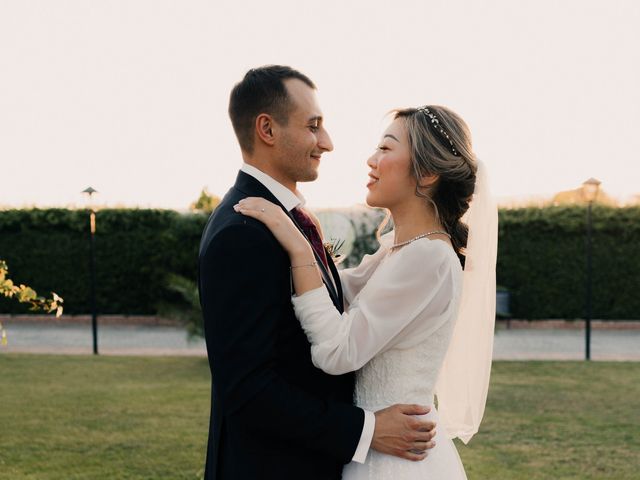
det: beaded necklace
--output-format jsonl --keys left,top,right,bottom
{"left": 390, "top": 230, "right": 451, "bottom": 250}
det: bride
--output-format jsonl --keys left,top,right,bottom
{"left": 235, "top": 105, "right": 497, "bottom": 479}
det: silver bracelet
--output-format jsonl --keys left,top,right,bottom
{"left": 290, "top": 261, "right": 317, "bottom": 269}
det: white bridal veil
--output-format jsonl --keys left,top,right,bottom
{"left": 434, "top": 159, "right": 498, "bottom": 444}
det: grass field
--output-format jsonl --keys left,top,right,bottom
{"left": 1, "top": 355, "right": 638, "bottom": 479}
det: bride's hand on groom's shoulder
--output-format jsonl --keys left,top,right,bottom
{"left": 234, "top": 197, "right": 310, "bottom": 257}
{"left": 372, "top": 404, "right": 437, "bottom": 461}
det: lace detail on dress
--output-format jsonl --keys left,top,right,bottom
{"left": 354, "top": 319, "right": 455, "bottom": 410}
{"left": 348, "top": 282, "right": 464, "bottom": 480}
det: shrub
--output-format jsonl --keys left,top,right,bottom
{"left": 1, "top": 206, "right": 638, "bottom": 319}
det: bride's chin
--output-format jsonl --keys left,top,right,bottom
{"left": 365, "top": 194, "right": 382, "bottom": 208}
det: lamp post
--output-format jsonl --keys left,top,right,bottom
{"left": 582, "top": 178, "right": 600, "bottom": 361}
{"left": 82, "top": 187, "right": 99, "bottom": 355}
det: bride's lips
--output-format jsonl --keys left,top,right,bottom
{"left": 366, "top": 173, "right": 379, "bottom": 188}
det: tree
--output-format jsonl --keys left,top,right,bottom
{"left": 190, "top": 188, "right": 221, "bottom": 214}
{"left": 0, "top": 260, "right": 63, "bottom": 345}
{"left": 552, "top": 187, "right": 618, "bottom": 207}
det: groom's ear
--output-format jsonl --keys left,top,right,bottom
{"left": 255, "top": 113, "right": 276, "bottom": 147}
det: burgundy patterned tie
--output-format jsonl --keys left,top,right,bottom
{"left": 291, "top": 207, "right": 329, "bottom": 270}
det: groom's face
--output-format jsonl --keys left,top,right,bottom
{"left": 273, "top": 79, "right": 333, "bottom": 184}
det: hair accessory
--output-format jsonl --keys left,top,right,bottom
{"left": 416, "top": 106, "right": 460, "bottom": 156}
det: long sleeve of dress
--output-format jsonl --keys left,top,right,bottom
{"left": 292, "top": 239, "right": 460, "bottom": 375}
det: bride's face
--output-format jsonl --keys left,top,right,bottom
{"left": 366, "top": 118, "right": 416, "bottom": 209}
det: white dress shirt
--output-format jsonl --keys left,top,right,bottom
{"left": 240, "top": 163, "right": 375, "bottom": 464}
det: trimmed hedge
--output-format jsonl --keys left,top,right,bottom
{"left": 496, "top": 206, "right": 640, "bottom": 320}
{"left": 0, "top": 206, "right": 638, "bottom": 318}
{"left": 0, "top": 209, "right": 207, "bottom": 314}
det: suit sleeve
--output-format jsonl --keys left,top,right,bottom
{"left": 200, "top": 221, "right": 364, "bottom": 463}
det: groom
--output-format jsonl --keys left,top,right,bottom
{"left": 198, "top": 65, "right": 436, "bottom": 480}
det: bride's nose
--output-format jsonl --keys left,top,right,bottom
{"left": 367, "top": 153, "right": 378, "bottom": 169}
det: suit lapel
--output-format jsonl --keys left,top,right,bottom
{"left": 283, "top": 209, "right": 341, "bottom": 307}
{"left": 233, "top": 171, "right": 342, "bottom": 308}
{"left": 325, "top": 254, "right": 344, "bottom": 314}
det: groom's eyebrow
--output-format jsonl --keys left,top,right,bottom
{"left": 307, "top": 115, "right": 322, "bottom": 123}
{"left": 384, "top": 134, "right": 400, "bottom": 142}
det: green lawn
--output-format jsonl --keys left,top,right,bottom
{"left": 456, "top": 362, "right": 640, "bottom": 480}
{"left": 1, "top": 355, "right": 638, "bottom": 480}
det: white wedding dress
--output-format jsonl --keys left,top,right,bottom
{"left": 292, "top": 232, "right": 468, "bottom": 479}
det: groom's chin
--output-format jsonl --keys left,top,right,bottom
{"left": 298, "top": 170, "right": 320, "bottom": 182}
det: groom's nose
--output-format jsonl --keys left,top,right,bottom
{"left": 317, "top": 127, "right": 334, "bottom": 152}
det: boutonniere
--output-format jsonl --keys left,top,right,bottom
{"left": 324, "top": 238, "right": 346, "bottom": 264}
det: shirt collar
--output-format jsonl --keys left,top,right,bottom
{"left": 240, "top": 163, "right": 305, "bottom": 211}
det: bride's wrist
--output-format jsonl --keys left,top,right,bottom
{"left": 289, "top": 245, "right": 315, "bottom": 265}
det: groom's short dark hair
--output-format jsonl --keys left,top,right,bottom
{"left": 229, "top": 65, "right": 316, "bottom": 153}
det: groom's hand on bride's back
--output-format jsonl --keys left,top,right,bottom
{"left": 371, "top": 404, "right": 436, "bottom": 461}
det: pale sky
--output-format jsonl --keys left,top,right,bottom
{"left": 1, "top": 0, "right": 639, "bottom": 210}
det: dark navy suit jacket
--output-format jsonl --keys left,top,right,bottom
{"left": 198, "top": 171, "right": 364, "bottom": 480}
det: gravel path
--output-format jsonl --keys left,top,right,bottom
{"left": 1, "top": 322, "right": 639, "bottom": 360}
